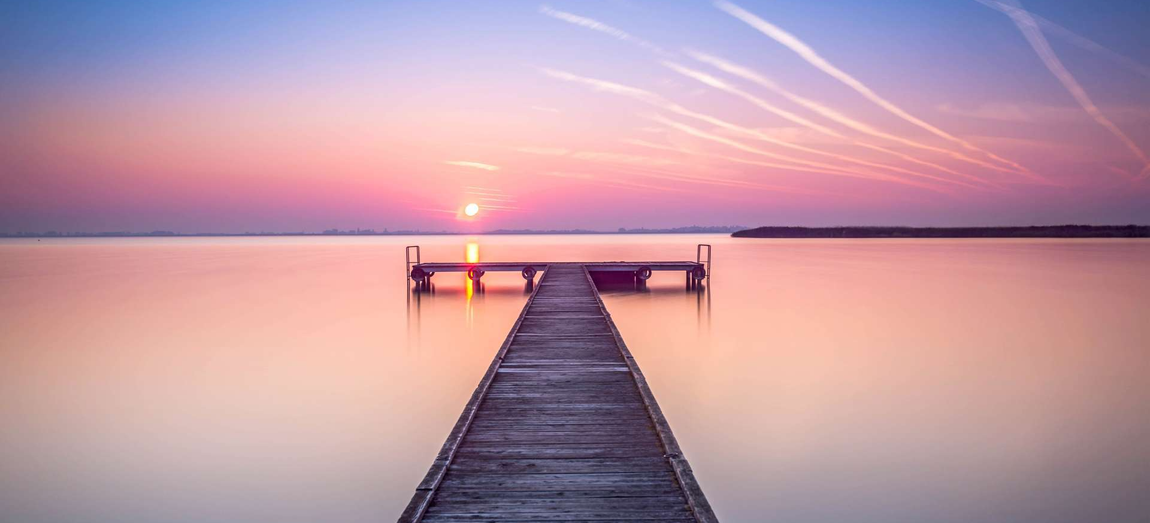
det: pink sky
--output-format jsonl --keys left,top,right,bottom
{"left": 2, "top": 1, "right": 1149, "bottom": 232}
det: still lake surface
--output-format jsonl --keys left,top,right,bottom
{"left": 1, "top": 234, "right": 1148, "bottom": 523}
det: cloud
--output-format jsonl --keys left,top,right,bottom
{"left": 541, "top": 171, "right": 689, "bottom": 193}
{"left": 619, "top": 164, "right": 821, "bottom": 195}
{"left": 530, "top": 106, "right": 562, "bottom": 113}
{"left": 975, "top": 0, "right": 1149, "bottom": 178}
{"left": 645, "top": 113, "right": 952, "bottom": 193}
{"left": 687, "top": 51, "right": 1014, "bottom": 184}
{"left": 714, "top": 1, "right": 1039, "bottom": 181}
{"left": 534, "top": 3, "right": 964, "bottom": 187}
{"left": 514, "top": 146, "right": 570, "bottom": 156}
{"left": 540, "top": 67, "right": 962, "bottom": 191}
{"left": 976, "top": 0, "right": 1150, "bottom": 81}
{"left": 664, "top": 60, "right": 993, "bottom": 189}
{"left": 621, "top": 138, "right": 686, "bottom": 153}
{"left": 663, "top": 61, "right": 842, "bottom": 138}
{"left": 445, "top": 160, "right": 500, "bottom": 171}
{"left": 539, "top": 5, "right": 668, "bottom": 56}
{"left": 570, "top": 151, "right": 681, "bottom": 166}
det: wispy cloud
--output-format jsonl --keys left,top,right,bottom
{"left": 539, "top": 5, "right": 668, "bottom": 56}
{"left": 976, "top": 0, "right": 1149, "bottom": 178}
{"left": 714, "top": 0, "right": 1038, "bottom": 180}
{"left": 542, "top": 171, "right": 690, "bottom": 194}
{"left": 540, "top": 67, "right": 956, "bottom": 191}
{"left": 462, "top": 186, "right": 520, "bottom": 210}
{"left": 663, "top": 61, "right": 841, "bottom": 138}
{"left": 688, "top": 51, "right": 1015, "bottom": 184}
{"left": 464, "top": 185, "right": 509, "bottom": 197}
{"left": 570, "top": 151, "right": 681, "bottom": 166}
{"left": 621, "top": 138, "right": 687, "bottom": 154}
{"left": 620, "top": 164, "right": 822, "bottom": 195}
{"left": 513, "top": 146, "right": 571, "bottom": 156}
{"left": 563, "top": 140, "right": 819, "bottom": 194}
{"left": 976, "top": 0, "right": 1150, "bottom": 81}
{"left": 537, "top": 1, "right": 981, "bottom": 187}
{"left": 644, "top": 113, "right": 952, "bottom": 194}
{"left": 663, "top": 60, "right": 992, "bottom": 190}
{"left": 530, "top": 105, "right": 562, "bottom": 113}
{"left": 625, "top": 136, "right": 849, "bottom": 181}
{"left": 445, "top": 160, "right": 500, "bottom": 171}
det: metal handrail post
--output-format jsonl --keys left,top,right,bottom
{"left": 696, "top": 244, "right": 712, "bottom": 277}
{"left": 405, "top": 245, "right": 421, "bottom": 281}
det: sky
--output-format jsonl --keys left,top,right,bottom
{"left": 2, "top": 0, "right": 1149, "bottom": 233}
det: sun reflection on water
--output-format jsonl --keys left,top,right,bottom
{"left": 465, "top": 241, "right": 480, "bottom": 323}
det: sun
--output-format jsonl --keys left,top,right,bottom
{"left": 464, "top": 202, "right": 480, "bottom": 217}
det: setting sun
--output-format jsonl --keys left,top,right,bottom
{"left": 464, "top": 203, "right": 479, "bottom": 217}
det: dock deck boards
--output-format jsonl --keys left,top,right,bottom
{"left": 399, "top": 263, "right": 716, "bottom": 522}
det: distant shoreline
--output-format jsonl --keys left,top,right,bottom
{"left": 731, "top": 225, "right": 1149, "bottom": 238}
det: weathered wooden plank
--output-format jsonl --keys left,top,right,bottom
{"left": 431, "top": 488, "right": 686, "bottom": 500}
{"left": 426, "top": 504, "right": 692, "bottom": 515}
{"left": 447, "top": 457, "right": 673, "bottom": 474}
{"left": 577, "top": 267, "right": 718, "bottom": 523}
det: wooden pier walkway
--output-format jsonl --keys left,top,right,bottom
{"left": 399, "top": 263, "right": 716, "bottom": 522}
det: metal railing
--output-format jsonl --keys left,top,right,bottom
{"left": 696, "top": 244, "right": 712, "bottom": 277}
{"left": 405, "top": 245, "right": 420, "bottom": 281}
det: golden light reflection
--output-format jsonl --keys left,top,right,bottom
{"left": 465, "top": 241, "right": 480, "bottom": 312}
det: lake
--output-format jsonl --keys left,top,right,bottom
{"left": 1, "top": 235, "right": 1148, "bottom": 522}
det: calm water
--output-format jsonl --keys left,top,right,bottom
{"left": 1, "top": 235, "right": 1148, "bottom": 522}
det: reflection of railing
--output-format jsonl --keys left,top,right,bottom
{"left": 696, "top": 244, "right": 712, "bottom": 277}
{"left": 405, "top": 245, "right": 420, "bottom": 282}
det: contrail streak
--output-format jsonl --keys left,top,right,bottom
{"left": 645, "top": 113, "right": 951, "bottom": 194}
{"left": 976, "top": 0, "right": 1150, "bottom": 178}
{"left": 539, "top": 5, "right": 668, "bottom": 56}
{"left": 627, "top": 136, "right": 899, "bottom": 182}
{"left": 534, "top": 3, "right": 1017, "bottom": 185}
{"left": 614, "top": 164, "right": 824, "bottom": 195}
{"left": 662, "top": 61, "right": 840, "bottom": 138}
{"left": 623, "top": 137, "right": 860, "bottom": 178}
{"left": 542, "top": 171, "right": 691, "bottom": 194}
{"left": 976, "top": 0, "right": 1150, "bottom": 81}
{"left": 688, "top": 51, "right": 1018, "bottom": 184}
{"left": 540, "top": 67, "right": 954, "bottom": 191}
{"left": 571, "top": 141, "right": 817, "bottom": 193}
{"left": 664, "top": 61, "right": 990, "bottom": 190}
{"left": 714, "top": 0, "right": 1038, "bottom": 179}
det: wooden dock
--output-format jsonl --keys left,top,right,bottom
{"left": 398, "top": 263, "right": 716, "bottom": 522}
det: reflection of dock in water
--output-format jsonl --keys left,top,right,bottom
{"left": 398, "top": 253, "right": 716, "bottom": 522}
